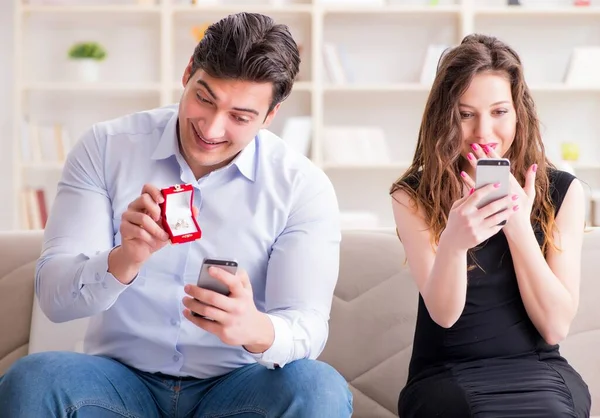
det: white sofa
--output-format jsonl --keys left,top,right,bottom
{"left": 1, "top": 229, "right": 599, "bottom": 417}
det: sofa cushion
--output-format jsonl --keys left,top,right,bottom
{"left": 319, "top": 229, "right": 418, "bottom": 417}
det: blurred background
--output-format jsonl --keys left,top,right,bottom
{"left": 1, "top": 0, "right": 599, "bottom": 232}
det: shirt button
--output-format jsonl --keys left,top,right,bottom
{"left": 95, "top": 273, "right": 101, "bottom": 282}
{"left": 173, "top": 354, "right": 180, "bottom": 362}
{"left": 71, "top": 291, "right": 78, "bottom": 298}
{"left": 102, "top": 282, "right": 108, "bottom": 289}
{"left": 170, "top": 318, "right": 178, "bottom": 326}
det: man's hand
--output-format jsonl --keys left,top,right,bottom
{"left": 109, "top": 184, "right": 197, "bottom": 285}
{"left": 182, "top": 267, "right": 275, "bottom": 353}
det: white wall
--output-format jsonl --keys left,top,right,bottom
{"left": 0, "top": 1, "right": 14, "bottom": 231}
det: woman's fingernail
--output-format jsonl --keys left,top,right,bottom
{"left": 467, "top": 153, "right": 474, "bottom": 161}
{"left": 514, "top": 205, "right": 519, "bottom": 211}
{"left": 494, "top": 183, "right": 500, "bottom": 188}
{"left": 471, "top": 144, "right": 478, "bottom": 151}
{"left": 532, "top": 164, "right": 538, "bottom": 172}
{"left": 512, "top": 194, "right": 519, "bottom": 200}
{"left": 461, "top": 171, "right": 467, "bottom": 178}
{"left": 469, "top": 188, "right": 474, "bottom": 195}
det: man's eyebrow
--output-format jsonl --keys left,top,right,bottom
{"left": 459, "top": 100, "right": 511, "bottom": 108}
{"left": 196, "top": 79, "right": 218, "bottom": 100}
{"left": 196, "top": 79, "right": 259, "bottom": 116}
{"left": 232, "top": 107, "right": 259, "bottom": 116}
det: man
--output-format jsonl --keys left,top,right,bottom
{"left": 0, "top": 12, "right": 352, "bottom": 418}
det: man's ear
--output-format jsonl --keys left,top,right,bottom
{"left": 182, "top": 57, "right": 194, "bottom": 87}
{"left": 262, "top": 102, "right": 281, "bottom": 128}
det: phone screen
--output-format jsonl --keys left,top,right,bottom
{"left": 475, "top": 158, "right": 511, "bottom": 226}
{"left": 475, "top": 158, "right": 510, "bottom": 209}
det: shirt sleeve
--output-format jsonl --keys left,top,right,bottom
{"left": 35, "top": 127, "right": 130, "bottom": 323}
{"left": 248, "top": 168, "right": 341, "bottom": 368}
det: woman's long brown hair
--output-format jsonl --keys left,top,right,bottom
{"left": 390, "top": 34, "right": 557, "bottom": 254}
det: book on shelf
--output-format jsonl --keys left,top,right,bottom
{"left": 323, "top": 43, "right": 352, "bottom": 85}
{"left": 280, "top": 116, "right": 312, "bottom": 157}
{"left": 20, "top": 187, "right": 48, "bottom": 230}
{"left": 322, "top": 125, "right": 391, "bottom": 166}
{"left": 320, "top": 0, "right": 386, "bottom": 4}
{"left": 564, "top": 46, "right": 600, "bottom": 87}
{"left": 420, "top": 44, "right": 450, "bottom": 86}
{"left": 20, "top": 119, "right": 73, "bottom": 165}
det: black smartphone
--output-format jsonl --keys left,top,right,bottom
{"left": 191, "top": 258, "right": 238, "bottom": 318}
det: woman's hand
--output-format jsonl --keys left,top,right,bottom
{"left": 463, "top": 143, "right": 537, "bottom": 236}
{"left": 444, "top": 182, "right": 519, "bottom": 251}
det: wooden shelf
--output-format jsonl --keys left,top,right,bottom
{"left": 21, "top": 4, "right": 161, "bottom": 14}
{"left": 322, "top": 163, "right": 411, "bottom": 171}
{"left": 474, "top": 6, "right": 600, "bottom": 17}
{"left": 322, "top": 4, "right": 460, "bottom": 15}
{"left": 20, "top": 162, "right": 63, "bottom": 171}
{"left": 529, "top": 84, "right": 600, "bottom": 93}
{"left": 324, "top": 83, "right": 430, "bottom": 93}
{"left": 23, "top": 82, "right": 162, "bottom": 93}
{"left": 172, "top": 3, "right": 313, "bottom": 14}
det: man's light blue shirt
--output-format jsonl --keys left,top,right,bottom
{"left": 35, "top": 104, "right": 341, "bottom": 379}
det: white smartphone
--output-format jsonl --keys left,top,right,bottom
{"left": 475, "top": 158, "right": 511, "bottom": 225}
{"left": 191, "top": 258, "right": 238, "bottom": 318}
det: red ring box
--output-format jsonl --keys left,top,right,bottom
{"left": 159, "top": 184, "right": 201, "bottom": 244}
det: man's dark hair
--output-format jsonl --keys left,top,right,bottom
{"left": 191, "top": 12, "right": 301, "bottom": 114}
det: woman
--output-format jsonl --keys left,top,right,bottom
{"left": 390, "top": 34, "right": 591, "bottom": 417}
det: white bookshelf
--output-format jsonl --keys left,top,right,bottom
{"left": 12, "top": 0, "right": 600, "bottom": 230}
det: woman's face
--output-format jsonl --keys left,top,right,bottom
{"left": 459, "top": 72, "right": 517, "bottom": 163}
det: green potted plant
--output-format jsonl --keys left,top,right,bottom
{"left": 67, "top": 41, "right": 107, "bottom": 82}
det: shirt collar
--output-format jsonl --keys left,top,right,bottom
{"left": 232, "top": 137, "right": 257, "bottom": 182}
{"left": 151, "top": 109, "right": 257, "bottom": 182}
{"left": 151, "top": 109, "right": 179, "bottom": 161}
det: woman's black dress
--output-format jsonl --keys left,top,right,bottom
{"left": 398, "top": 169, "right": 591, "bottom": 418}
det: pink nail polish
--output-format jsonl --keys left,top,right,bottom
{"left": 514, "top": 205, "right": 519, "bottom": 211}
{"left": 512, "top": 194, "right": 518, "bottom": 200}
{"left": 494, "top": 183, "right": 500, "bottom": 188}
{"left": 471, "top": 144, "right": 478, "bottom": 151}
{"left": 460, "top": 171, "right": 466, "bottom": 178}
{"left": 532, "top": 164, "right": 538, "bottom": 172}
{"left": 469, "top": 188, "right": 474, "bottom": 195}
{"left": 467, "top": 153, "right": 474, "bottom": 161}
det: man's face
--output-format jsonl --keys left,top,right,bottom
{"left": 178, "top": 62, "right": 280, "bottom": 179}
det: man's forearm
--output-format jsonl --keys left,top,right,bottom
{"left": 36, "top": 249, "right": 130, "bottom": 323}
{"left": 107, "top": 246, "right": 142, "bottom": 285}
{"left": 243, "top": 312, "right": 275, "bottom": 354}
{"left": 247, "top": 309, "right": 328, "bottom": 368}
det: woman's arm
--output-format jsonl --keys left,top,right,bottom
{"left": 392, "top": 190, "right": 469, "bottom": 328}
{"left": 504, "top": 179, "right": 585, "bottom": 345}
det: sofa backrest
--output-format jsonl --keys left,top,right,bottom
{"left": 0, "top": 231, "right": 40, "bottom": 374}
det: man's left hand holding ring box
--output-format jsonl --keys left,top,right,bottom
{"left": 159, "top": 183, "right": 202, "bottom": 244}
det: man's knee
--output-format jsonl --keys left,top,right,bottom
{"left": 2, "top": 351, "right": 94, "bottom": 394}
{"left": 3, "top": 352, "right": 65, "bottom": 388}
{"left": 279, "top": 359, "right": 353, "bottom": 417}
